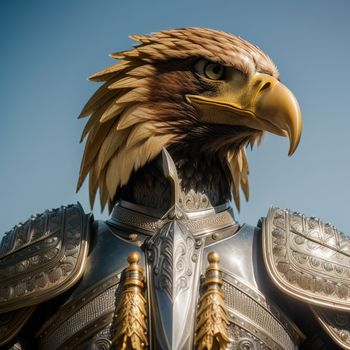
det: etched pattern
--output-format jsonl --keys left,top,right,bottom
{"left": 222, "top": 272, "right": 300, "bottom": 350}
{"left": 227, "top": 325, "right": 270, "bottom": 350}
{"left": 75, "top": 325, "right": 112, "bottom": 350}
{"left": 146, "top": 220, "right": 204, "bottom": 348}
{"left": 147, "top": 221, "right": 200, "bottom": 301}
{"left": 38, "top": 273, "right": 121, "bottom": 350}
{"left": 42, "top": 286, "right": 116, "bottom": 347}
{"left": 264, "top": 208, "right": 350, "bottom": 309}
{"left": 0, "top": 210, "right": 52, "bottom": 258}
{"left": 184, "top": 210, "right": 235, "bottom": 234}
{"left": 110, "top": 203, "right": 236, "bottom": 236}
{"left": 312, "top": 307, "right": 350, "bottom": 349}
{"left": 111, "top": 205, "right": 161, "bottom": 232}
{"left": 0, "top": 204, "right": 90, "bottom": 313}
{"left": 179, "top": 189, "right": 211, "bottom": 211}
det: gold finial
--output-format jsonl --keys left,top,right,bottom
{"left": 207, "top": 251, "right": 220, "bottom": 264}
{"left": 112, "top": 252, "right": 148, "bottom": 350}
{"left": 127, "top": 251, "right": 141, "bottom": 264}
{"left": 194, "top": 251, "right": 229, "bottom": 350}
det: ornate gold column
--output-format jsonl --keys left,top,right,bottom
{"left": 195, "top": 251, "right": 229, "bottom": 350}
{"left": 112, "top": 252, "right": 148, "bottom": 350}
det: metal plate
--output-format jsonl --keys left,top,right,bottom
{"left": 0, "top": 203, "right": 91, "bottom": 313}
{"left": 263, "top": 207, "right": 350, "bottom": 311}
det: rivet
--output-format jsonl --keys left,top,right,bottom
{"left": 129, "top": 233, "right": 138, "bottom": 241}
{"left": 167, "top": 209, "right": 175, "bottom": 219}
{"left": 195, "top": 239, "right": 202, "bottom": 248}
{"left": 212, "top": 233, "right": 219, "bottom": 240}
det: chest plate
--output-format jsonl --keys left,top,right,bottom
{"left": 37, "top": 203, "right": 302, "bottom": 349}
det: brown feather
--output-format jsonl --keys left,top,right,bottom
{"left": 116, "top": 104, "right": 146, "bottom": 130}
{"left": 99, "top": 102, "right": 126, "bottom": 123}
{"left": 77, "top": 120, "right": 114, "bottom": 191}
{"left": 89, "top": 60, "right": 138, "bottom": 82}
{"left": 78, "top": 27, "right": 278, "bottom": 211}
{"left": 96, "top": 127, "right": 129, "bottom": 176}
{"left": 80, "top": 98, "right": 115, "bottom": 141}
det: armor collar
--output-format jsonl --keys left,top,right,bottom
{"left": 108, "top": 149, "right": 239, "bottom": 241}
{"left": 108, "top": 199, "right": 239, "bottom": 239}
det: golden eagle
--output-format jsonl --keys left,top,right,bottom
{"left": 77, "top": 27, "right": 301, "bottom": 212}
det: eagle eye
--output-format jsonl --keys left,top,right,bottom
{"left": 195, "top": 59, "right": 225, "bottom": 80}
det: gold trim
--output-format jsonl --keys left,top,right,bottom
{"left": 195, "top": 252, "right": 229, "bottom": 350}
{"left": 112, "top": 252, "right": 148, "bottom": 350}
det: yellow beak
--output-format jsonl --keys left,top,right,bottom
{"left": 186, "top": 73, "right": 302, "bottom": 156}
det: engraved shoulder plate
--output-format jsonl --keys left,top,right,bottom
{"left": 0, "top": 203, "right": 91, "bottom": 313}
{"left": 262, "top": 207, "right": 350, "bottom": 311}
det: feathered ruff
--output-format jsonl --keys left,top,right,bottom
{"left": 78, "top": 28, "right": 278, "bottom": 211}
{"left": 77, "top": 57, "right": 175, "bottom": 210}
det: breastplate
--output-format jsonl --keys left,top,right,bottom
{"left": 37, "top": 200, "right": 303, "bottom": 350}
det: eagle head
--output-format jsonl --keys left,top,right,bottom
{"left": 77, "top": 28, "right": 302, "bottom": 212}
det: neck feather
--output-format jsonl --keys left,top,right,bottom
{"left": 116, "top": 149, "right": 232, "bottom": 214}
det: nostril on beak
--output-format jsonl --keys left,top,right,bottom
{"left": 260, "top": 82, "right": 271, "bottom": 92}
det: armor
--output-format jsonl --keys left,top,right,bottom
{"left": 1, "top": 151, "right": 348, "bottom": 350}
{"left": 0, "top": 27, "right": 345, "bottom": 350}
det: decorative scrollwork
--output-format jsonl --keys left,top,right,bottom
{"left": 91, "top": 338, "right": 112, "bottom": 350}
{"left": 237, "top": 339, "right": 255, "bottom": 350}
{"left": 147, "top": 221, "right": 200, "bottom": 301}
{"left": 263, "top": 207, "right": 350, "bottom": 310}
{"left": 0, "top": 204, "right": 91, "bottom": 313}
{"left": 311, "top": 306, "right": 350, "bottom": 349}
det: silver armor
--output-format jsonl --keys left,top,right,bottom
{"left": 1, "top": 151, "right": 349, "bottom": 349}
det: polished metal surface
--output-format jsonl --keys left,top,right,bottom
{"left": 222, "top": 271, "right": 302, "bottom": 349}
{"left": 37, "top": 221, "right": 145, "bottom": 349}
{"left": 108, "top": 200, "right": 238, "bottom": 238}
{"left": 68, "top": 220, "right": 144, "bottom": 297}
{"left": 203, "top": 225, "right": 303, "bottom": 350}
{"left": 108, "top": 149, "right": 239, "bottom": 241}
{"left": 0, "top": 203, "right": 91, "bottom": 313}
{"left": 145, "top": 219, "right": 204, "bottom": 350}
{"left": 206, "top": 224, "right": 259, "bottom": 290}
{"left": 37, "top": 272, "right": 121, "bottom": 350}
{"left": 2, "top": 191, "right": 348, "bottom": 348}
{"left": 263, "top": 207, "right": 350, "bottom": 310}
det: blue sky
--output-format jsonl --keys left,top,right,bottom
{"left": 1, "top": 0, "right": 350, "bottom": 235}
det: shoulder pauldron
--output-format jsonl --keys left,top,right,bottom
{"left": 262, "top": 207, "right": 350, "bottom": 311}
{"left": 0, "top": 203, "right": 91, "bottom": 313}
